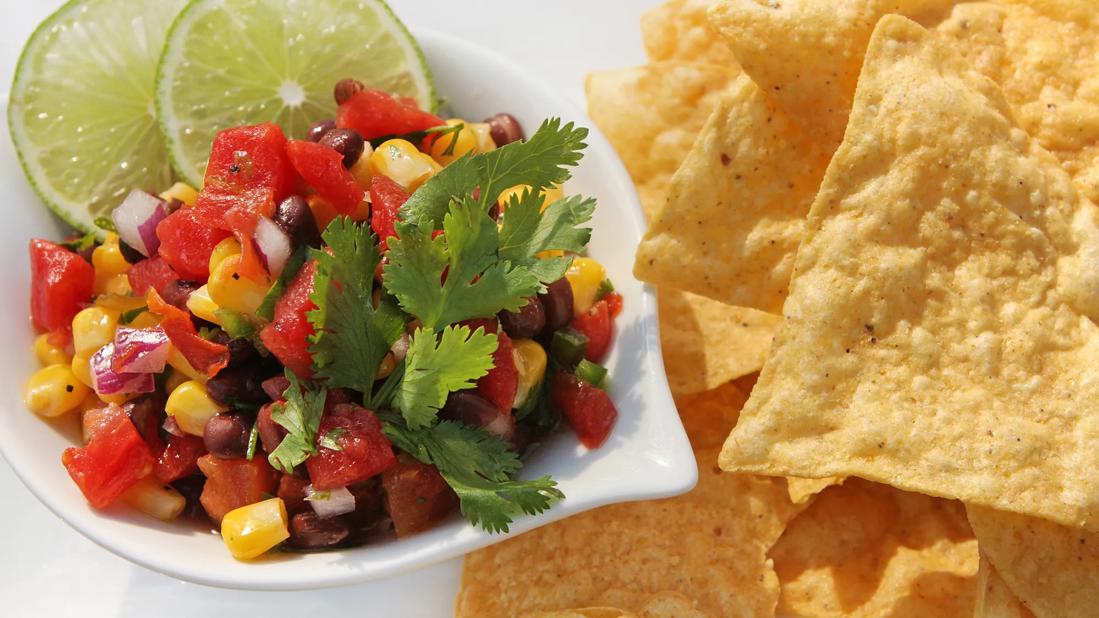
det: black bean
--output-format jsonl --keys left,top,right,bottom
{"left": 118, "top": 241, "right": 145, "bottom": 264}
{"left": 484, "top": 113, "right": 524, "bottom": 146}
{"left": 124, "top": 394, "right": 166, "bottom": 444}
{"left": 225, "top": 338, "right": 260, "bottom": 368}
{"left": 160, "top": 279, "right": 201, "bottom": 310}
{"left": 538, "top": 277, "right": 574, "bottom": 333}
{"left": 289, "top": 511, "right": 350, "bottom": 549}
{"left": 205, "top": 367, "right": 269, "bottom": 406}
{"left": 499, "top": 297, "right": 546, "bottom": 339}
{"left": 441, "top": 392, "right": 515, "bottom": 440}
{"left": 274, "top": 195, "right": 322, "bottom": 248}
{"left": 333, "top": 78, "right": 365, "bottom": 105}
{"left": 203, "top": 413, "right": 250, "bottom": 459}
{"left": 257, "top": 403, "right": 287, "bottom": 455}
{"left": 319, "top": 128, "right": 365, "bottom": 168}
{"left": 307, "top": 119, "right": 336, "bottom": 143}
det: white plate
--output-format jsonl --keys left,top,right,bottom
{"left": 0, "top": 12, "right": 692, "bottom": 593}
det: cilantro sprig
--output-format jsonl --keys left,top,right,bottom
{"left": 394, "top": 325, "right": 498, "bottom": 429}
{"left": 498, "top": 191, "right": 595, "bottom": 285}
{"left": 268, "top": 372, "right": 326, "bottom": 474}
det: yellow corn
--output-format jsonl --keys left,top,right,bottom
{"left": 186, "top": 285, "right": 221, "bottom": 325}
{"left": 121, "top": 478, "right": 186, "bottom": 521}
{"left": 565, "top": 257, "right": 607, "bottom": 316}
{"left": 101, "top": 273, "right": 132, "bottom": 297}
{"left": 24, "top": 364, "right": 91, "bottom": 418}
{"left": 159, "top": 182, "right": 199, "bottom": 207}
{"left": 128, "top": 311, "right": 161, "bottom": 329}
{"left": 307, "top": 195, "right": 339, "bottom": 232}
{"left": 167, "top": 347, "right": 207, "bottom": 384}
{"left": 165, "top": 379, "right": 227, "bottom": 436}
{"left": 94, "top": 293, "right": 145, "bottom": 313}
{"left": 349, "top": 142, "right": 375, "bottom": 187}
{"left": 72, "top": 306, "right": 119, "bottom": 358}
{"left": 512, "top": 339, "right": 548, "bottom": 409}
{"left": 220, "top": 498, "right": 290, "bottom": 560}
{"left": 92, "top": 234, "right": 131, "bottom": 279}
{"left": 208, "top": 237, "right": 242, "bottom": 275}
{"left": 428, "top": 119, "right": 479, "bottom": 165}
{"left": 497, "top": 183, "right": 565, "bottom": 212}
{"left": 34, "top": 333, "right": 71, "bottom": 366}
{"left": 368, "top": 139, "right": 441, "bottom": 192}
{"left": 71, "top": 354, "right": 93, "bottom": 388}
{"left": 470, "top": 122, "right": 497, "bottom": 153}
{"left": 207, "top": 254, "right": 272, "bottom": 316}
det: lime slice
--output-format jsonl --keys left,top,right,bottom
{"left": 8, "top": 0, "right": 186, "bottom": 234}
{"left": 156, "top": 0, "right": 435, "bottom": 187}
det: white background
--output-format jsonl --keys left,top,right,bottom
{"left": 0, "top": 0, "right": 664, "bottom": 615}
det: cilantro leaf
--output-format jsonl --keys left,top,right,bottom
{"left": 214, "top": 308, "right": 257, "bottom": 340}
{"left": 62, "top": 232, "right": 98, "bottom": 253}
{"left": 499, "top": 190, "right": 595, "bottom": 285}
{"left": 393, "top": 325, "right": 498, "bottom": 429}
{"left": 318, "top": 427, "right": 346, "bottom": 451}
{"left": 268, "top": 372, "right": 326, "bottom": 474}
{"left": 400, "top": 118, "right": 589, "bottom": 226}
{"left": 384, "top": 200, "right": 540, "bottom": 330}
{"left": 381, "top": 417, "right": 564, "bottom": 533}
{"left": 256, "top": 245, "right": 309, "bottom": 321}
{"left": 308, "top": 218, "right": 405, "bottom": 396}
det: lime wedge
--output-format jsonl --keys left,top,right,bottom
{"left": 8, "top": 0, "right": 186, "bottom": 235}
{"left": 156, "top": 0, "right": 435, "bottom": 187}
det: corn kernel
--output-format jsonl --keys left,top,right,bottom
{"left": 167, "top": 347, "right": 207, "bottom": 384}
{"left": 208, "top": 237, "right": 242, "bottom": 275}
{"left": 128, "top": 311, "right": 161, "bottom": 329}
{"left": 72, "top": 306, "right": 119, "bottom": 358}
{"left": 186, "top": 285, "right": 221, "bottom": 325}
{"left": 307, "top": 195, "right": 340, "bottom": 232}
{"left": 512, "top": 339, "right": 548, "bottom": 409}
{"left": 220, "top": 498, "right": 290, "bottom": 560}
{"left": 92, "top": 234, "right": 131, "bottom": 279}
{"left": 565, "top": 257, "right": 607, "bottom": 315}
{"left": 102, "top": 273, "right": 132, "bottom": 296}
{"left": 34, "top": 333, "right": 71, "bottom": 366}
{"left": 368, "top": 139, "right": 441, "bottom": 192}
{"left": 121, "top": 478, "right": 186, "bottom": 521}
{"left": 94, "top": 293, "right": 145, "bottom": 313}
{"left": 207, "top": 255, "right": 272, "bottom": 316}
{"left": 166, "top": 380, "right": 227, "bottom": 436}
{"left": 497, "top": 183, "right": 565, "bottom": 213}
{"left": 24, "top": 364, "right": 91, "bottom": 418}
{"left": 470, "top": 122, "right": 496, "bottom": 153}
{"left": 350, "top": 142, "right": 375, "bottom": 187}
{"left": 71, "top": 354, "right": 93, "bottom": 388}
{"left": 159, "top": 182, "right": 199, "bottom": 206}
{"left": 428, "top": 119, "right": 479, "bottom": 166}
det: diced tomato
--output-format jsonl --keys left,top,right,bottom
{"left": 551, "top": 372, "right": 618, "bottom": 449}
{"left": 277, "top": 474, "right": 311, "bottom": 516}
{"left": 147, "top": 289, "right": 230, "bottom": 377}
{"left": 203, "top": 123, "right": 297, "bottom": 202}
{"left": 603, "top": 292, "right": 623, "bottom": 318}
{"left": 62, "top": 406, "right": 155, "bottom": 508}
{"left": 126, "top": 256, "right": 179, "bottom": 295}
{"left": 154, "top": 433, "right": 207, "bottom": 484}
{"left": 458, "top": 316, "right": 499, "bottom": 335}
{"left": 285, "top": 140, "right": 364, "bottom": 214}
{"left": 29, "top": 239, "right": 94, "bottom": 335}
{"left": 259, "top": 259, "right": 317, "bottom": 378}
{"left": 476, "top": 330, "right": 518, "bottom": 412}
{"left": 155, "top": 208, "right": 232, "bottom": 280}
{"left": 570, "top": 299, "right": 613, "bottom": 363}
{"left": 197, "top": 454, "right": 278, "bottom": 524}
{"left": 336, "top": 89, "right": 444, "bottom": 140}
{"left": 306, "top": 403, "right": 396, "bottom": 490}
{"left": 381, "top": 461, "right": 458, "bottom": 538}
{"left": 370, "top": 175, "right": 410, "bottom": 250}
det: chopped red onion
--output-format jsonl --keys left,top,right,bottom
{"left": 112, "top": 326, "right": 170, "bottom": 374}
{"left": 163, "top": 416, "right": 185, "bottom": 438}
{"left": 112, "top": 189, "right": 168, "bottom": 257}
{"left": 90, "top": 343, "right": 155, "bottom": 395}
{"left": 304, "top": 485, "right": 356, "bottom": 519}
{"left": 254, "top": 216, "right": 292, "bottom": 277}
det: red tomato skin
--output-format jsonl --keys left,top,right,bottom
{"left": 382, "top": 461, "right": 458, "bottom": 538}
{"left": 197, "top": 454, "right": 278, "bottom": 524}
{"left": 29, "top": 239, "right": 94, "bottom": 334}
{"left": 476, "top": 330, "right": 518, "bottom": 412}
{"left": 551, "top": 372, "right": 618, "bottom": 449}
{"left": 369, "top": 175, "right": 410, "bottom": 250}
{"left": 285, "top": 140, "right": 365, "bottom": 214}
{"left": 62, "top": 411, "right": 155, "bottom": 508}
{"left": 126, "top": 256, "right": 179, "bottom": 296}
{"left": 155, "top": 208, "right": 232, "bottom": 280}
{"left": 604, "top": 292, "right": 623, "bottom": 318}
{"left": 306, "top": 404, "right": 397, "bottom": 490}
{"left": 570, "top": 299, "right": 613, "bottom": 363}
{"left": 259, "top": 259, "right": 318, "bottom": 379}
{"left": 147, "top": 289, "right": 230, "bottom": 377}
{"left": 154, "top": 434, "right": 207, "bottom": 484}
{"left": 203, "top": 123, "right": 297, "bottom": 202}
{"left": 336, "top": 89, "right": 444, "bottom": 140}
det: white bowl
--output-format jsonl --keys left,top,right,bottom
{"left": 0, "top": 28, "right": 696, "bottom": 590}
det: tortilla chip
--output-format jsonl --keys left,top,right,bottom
{"left": 660, "top": 289, "right": 779, "bottom": 396}
{"left": 786, "top": 476, "right": 842, "bottom": 505}
{"left": 967, "top": 505, "right": 1099, "bottom": 617}
{"left": 455, "top": 445, "right": 802, "bottom": 618}
{"left": 770, "top": 479, "right": 979, "bottom": 617}
{"left": 974, "top": 554, "right": 1035, "bottom": 618}
{"left": 634, "top": 74, "right": 831, "bottom": 313}
{"left": 523, "top": 610, "right": 634, "bottom": 618}
{"left": 525, "top": 593, "right": 706, "bottom": 618}
{"left": 675, "top": 379, "right": 748, "bottom": 449}
{"left": 641, "top": 0, "right": 740, "bottom": 66}
{"left": 720, "top": 16, "right": 1099, "bottom": 527}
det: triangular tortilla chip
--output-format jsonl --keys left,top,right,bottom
{"left": 771, "top": 480, "right": 978, "bottom": 617}
{"left": 967, "top": 506, "right": 1098, "bottom": 617}
{"left": 974, "top": 556, "right": 1034, "bottom": 618}
{"left": 641, "top": 0, "right": 740, "bottom": 66}
{"left": 721, "top": 16, "right": 1099, "bottom": 528}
